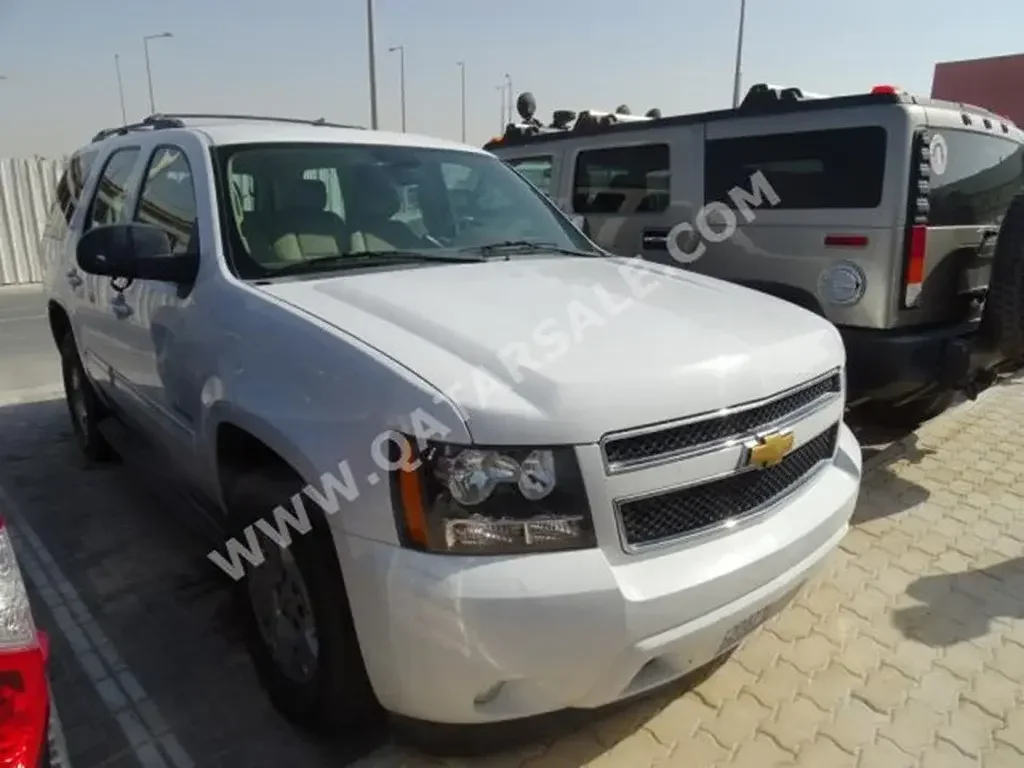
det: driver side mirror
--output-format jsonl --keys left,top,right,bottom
{"left": 77, "top": 223, "right": 198, "bottom": 284}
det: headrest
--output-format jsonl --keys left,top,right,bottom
{"left": 278, "top": 179, "right": 327, "bottom": 210}
{"left": 350, "top": 164, "right": 401, "bottom": 218}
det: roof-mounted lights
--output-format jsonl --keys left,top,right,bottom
{"left": 485, "top": 92, "right": 663, "bottom": 146}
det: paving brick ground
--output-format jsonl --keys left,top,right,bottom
{"left": 3, "top": 378, "right": 1024, "bottom": 767}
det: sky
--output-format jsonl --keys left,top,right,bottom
{"left": 2, "top": 0, "right": 1024, "bottom": 158}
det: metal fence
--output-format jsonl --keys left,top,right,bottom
{"left": 0, "top": 157, "right": 64, "bottom": 286}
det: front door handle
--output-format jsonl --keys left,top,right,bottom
{"left": 642, "top": 228, "right": 672, "bottom": 251}
{"left": 66, "top": 269, "right": 83, "bottom": 289}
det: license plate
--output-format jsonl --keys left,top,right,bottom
{"left": 716, "top": 591, "right": 794, "bottom": 654}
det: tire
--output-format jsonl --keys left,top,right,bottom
{"left": 861, "top": 390, "right": 955, "bottom": 430}
{"left": 226, "top": 470, "right": 381, "bottom": 731}
{"left": 979, "top": 191, "right": 1024, "bottom": 362}
{"left": 59, "top": 335, "right": 115, "bottom": 461}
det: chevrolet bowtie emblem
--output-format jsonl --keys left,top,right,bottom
{"left": 745, "top": 431, "right": 795, "bottom": 469}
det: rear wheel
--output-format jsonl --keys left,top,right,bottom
{"left": 226, "top": 470, "right": 381, "bottom": 731}
{"left": 980, "top": 191, "right": 1024, "bottom": 362}
{"left": 59, "top": 335, "right": 114, "bottom": 461}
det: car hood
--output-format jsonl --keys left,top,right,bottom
{"left": 256, "top": 256, "right": 845, "bottom": 445}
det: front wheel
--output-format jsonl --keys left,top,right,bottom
{"left": 227, "top": 471, "right": 381, "bottom": 731}
{"left": 59, "top": 335, "right": 114, "bottom": 461}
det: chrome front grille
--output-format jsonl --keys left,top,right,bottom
{"left": 602, "top": 370, "right": 842, "bottom": 472}
{"left": 616, "top": 424, "right": 839, "bottom": 549}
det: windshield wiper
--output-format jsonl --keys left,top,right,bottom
{"left": 265, "top": 250, "right": 485, "bottom": 278}
{"left": 461, "top": 241, "right": 601, "bottom": 259}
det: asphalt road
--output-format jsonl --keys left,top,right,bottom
{"left": 0, "top": 284, "right": 61, "bottom": 398}
{"left": 0, "top": 284, "right": 397, "bottom": 767}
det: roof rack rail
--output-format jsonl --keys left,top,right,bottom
{"left": 90, "top": 112, "right": 364, "bottom": 143}
{"left": 145, "top": 113, "right": 365, "bottom": 130}
{"left": 90, "top": 116, "right": 185, "bottom": 143}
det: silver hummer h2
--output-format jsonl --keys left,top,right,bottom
{"left": 487, "top": 84, "right": 1024, "bottom": 425}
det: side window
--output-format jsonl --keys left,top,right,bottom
{"left": 42, "top": 200, "right": 65, "bottom": 241}
{"left": 927, "top": 130, "right": 1024, "bottom": 227}
{"left": 301, "top": 167, "right": 345, "bottom": 217}
{"left": 507, "top": 156, "right": 553, "bottom": 196}
{"left": 53, "top": 149, "right": 98, "bottom": 227}
{"left": 86, "top": 148, "right": 140, "bottom": 230}
{"left": 572, "top": 144, "right": 670, "bottom": 214}
{"left": 231, "top": 172, "right": 256, "bottom": 212}
{"left": 134, "top": 147, "right": 199, "bottom": 254}
{"left": 440, "top": 162, "right": 513, "bottom": 217}
{"left": 704, "top": 127, "right": 887, "bottom": 210}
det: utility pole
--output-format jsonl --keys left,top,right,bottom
{"left": 114, "top": 54, "right": 127, "bottom": 124}
{"left": 388, "top": 45, "right": 406, "bottom": 131}
{"left": 366, "top": 0, "right": 379, "bottom": 129}
{"left": 504, "top": 73, "right": 513, "bottom": 122}
{"left": 143, "top": 32, "right": 173, "bottom": 114}
{"left": 457, "top": 61, "right": 466, "bottom": 142}
{"left": 496, "top": 84, "right": 506, "bottom": 130}
{"left": 731, "top": 0, "right": 747, "bottom": 108}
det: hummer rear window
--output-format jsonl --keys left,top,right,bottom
{"left": 704, "top": 127, "right": 888, "bottom": 210}
{"left": 926, "top": 129, "right": 1024, "bottom": 227}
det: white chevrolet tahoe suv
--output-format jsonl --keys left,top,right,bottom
{"left": 40, "top": 114, "right": 862, "bottom": 733}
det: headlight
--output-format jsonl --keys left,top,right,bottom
{"left": 390, "top": 439, "right": 595, "bottom": 554}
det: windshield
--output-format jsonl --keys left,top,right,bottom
{"left": 214, "top": 142, "right": 599, "bottom": 279}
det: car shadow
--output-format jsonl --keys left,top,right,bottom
{"left": 0, "top": 395, "right": 721, "bottom": 765}
{"left": 892, "top": 556, "right": 1024, "bottom": 647}
{"left": 849, "top": 432, "right": 933, "bottom": 526}
{"left": 391, "top": 657, "right": 724, "bottom": 760}
{"left": 0, "top": 396, "right": 388, "bottom": 767}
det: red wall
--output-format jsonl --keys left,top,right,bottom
{"left": 932, "top": 53, "right": 1024, "bottom": 126}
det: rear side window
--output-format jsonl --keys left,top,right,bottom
{"left": 926, "top": 130, "right": 1024, "bottom": 226}
{"left": 573, "top": 144, "right": 670, "bottom": 214}
{"left": 86, "top": 148, "right": 141, "bottom": 230}
{"left": 54, "top": 149, "right": 98, "bottom": 226}
{"left": 705, "top": 127, "right": 888, "bottom": 209}
{"left": 507, "top": 156, "right": 553, "bottom": 196}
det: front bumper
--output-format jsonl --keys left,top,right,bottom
{"left": 342, "top": 423, "right": 861, "bottom": 724}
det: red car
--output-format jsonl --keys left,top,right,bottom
{"left": 0, "top": 516, "right": 70, "bottom": 767}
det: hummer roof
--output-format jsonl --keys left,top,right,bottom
{"left": 485, "top": 82, "right": 1022, "bottom": 151}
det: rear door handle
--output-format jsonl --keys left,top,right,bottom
{"left": 66, "top": 269, "right": 83, "bottom": 289}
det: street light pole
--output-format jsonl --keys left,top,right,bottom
{"left": 457, "top": 61, "right": 466, "bottom": 142}
{"left": 496, "top": 84, "right": 506, "bottom": 130}
{"left": 388, "top": 45, "right": 406, "bottom": 132}
{"left": 114, "top": 54, "right": 127, "bottom": 125}
{"left": 366, "top": 0, "right": 379, "bottom": 129}
{"left": 143, "top": 32, "right": 173, "bottom": 114}
{"left": 504, "top": 73, "right": 513, "bottom": 122}
{"left": 731, "top": 0, "right": 747, "bottom": 108}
